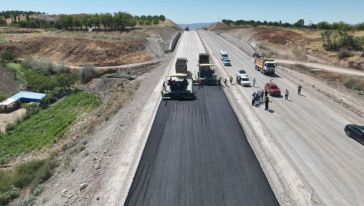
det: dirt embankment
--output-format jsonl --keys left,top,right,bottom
{"left": 0, "top": 22, "right": 180, "bottom": 67}
{"left": 216, "top": 27, "right": 364, "bottom": 70}
{"left": 0, "top": 35, "right": 150, "bottom": 67}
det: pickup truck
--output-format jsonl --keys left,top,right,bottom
{"left": 255, "top": 58, "right": 276, "bottom": 75}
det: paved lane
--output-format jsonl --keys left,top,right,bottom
{"left": 124, "top": 31, "right": 278, "bottom": 206}
{"left": 125, "top": 87, "right": 278, "bottom": 206}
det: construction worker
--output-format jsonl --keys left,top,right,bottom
{"left": 285, "top": 89, "right": 289, "bottom": 100}
{"left": 260, "top": 89, "right": 264, "bottom": 102}
{"left": 298, "top": 85, "right": 302, "bottom": 95}
{"left": 252, "top": 92, "right": 256, "bottom": 106}
{"left": 265, "top": 96, "right": 270, "bottom": 110}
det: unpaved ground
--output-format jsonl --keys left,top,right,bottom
{"left": 0, "top": 35, "right": 150, "bottom": 66}
{"left": 33, "top": 55, "right": 171, "bottom": 206}
{"left": 0, "top": 65, "right": 21, "bottom": 94}
{"left": 200, "top": 30, "right": 364, "bottom": 205}
{"left": 0, "top": 25, "right": 179, "bottom": 67}
{"left": 0, "top": 108, "right": 26, "bottom": 132}
{"left": 214, "top": 27, "right": 364, "bottom": 70}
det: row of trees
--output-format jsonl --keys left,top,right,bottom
{"left": 0, "top": 10, "right": 166, "bottom": 30}
{"left": 222, "top": 19, "right": 364, "bottom": 31}
{"left": 0, "top": 10, "right": 43, "bottom": 23}
{"left": 56, "top": 13, "right": 165, "bottom": 30}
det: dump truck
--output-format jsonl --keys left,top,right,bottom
{"left": 197, "top": 53, "right": 219, "bottom": 85}
{"left": 254, "top": 58, "right": 276, "bottom": 75}
{"left": 176, "top": 58, "right": 188, "bottom": 74}
{"left": 161, "top": 58, "right": 195, "bottom": 100}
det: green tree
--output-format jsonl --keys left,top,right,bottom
{"left": 100, "top": 13, "right": 112, "bottom": 31}
{"left": 294, "top": 19, "right": 305, "bottom": 28}
{"left": 159, "top": 15, "right": 166, "bottom": 21}
{"left": 317, "top": 21, "right": 331, "bottom": 30}
{"left": 56, "top": 73, "right": 75, "bottom": 93}
{"left": 152, "top": 15, "right": 159, "bottom": 24}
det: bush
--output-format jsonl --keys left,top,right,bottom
{"left": 344, "top": 79, "right": 364, "bottom": 92}
{"left": 0, "top": 159, "right": 57, "bottom": 205}
{"left": 81, "top": 64, "right": 98, "bottom": 83}
{"left": 1, "top": 50, "right": 16, "bottom": 64}
{"left": 321, "top": 30, "right": 362, "bottom": 51}
{"left": 337, "top": 50, "right": 354, "bottom": 59}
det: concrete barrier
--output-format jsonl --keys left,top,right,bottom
{"left": 166, "top": 31, "right": 181, "bottom": 53}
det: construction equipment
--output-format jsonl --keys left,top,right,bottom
{"left": 197, "top": 53, "right": 219, "bottom": 85}
{"left": 162, "top": 58, "right": 195, "bottom": 100}
{"left": 255, "top": 58, "right": 276, "bottom": 75}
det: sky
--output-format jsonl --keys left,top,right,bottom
{"left": 0, "top": 0, "right": 363, "bottom": 24}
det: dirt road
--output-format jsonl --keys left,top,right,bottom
{"left": 275, "top": 59, "right": 364, "bottom": 77}
{"left": 199, "top": 30, "right": 364, "bottom": 206}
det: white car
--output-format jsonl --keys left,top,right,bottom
{"left": 220, "top": 50, "right": 228, "bottom": 60}
{"left": 239, "top": 76, "right": 251, "bottom": 87}
{"left": 236, "top": 69, "right": 248, "bottom": 78}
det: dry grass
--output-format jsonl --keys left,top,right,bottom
{"left": 0, "top": 34, "right": 151, "bottom": 66}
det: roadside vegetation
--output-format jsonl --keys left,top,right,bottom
{"left": 221, "top": 19, "right": 364, "bottom": 31}
{"left": 0, "top": 158, "right": 58, "bottom": 205}
{"left": 0, "top": 10, "right": 166, "bottom": 31}
{"left": 0, "top": 91, "right": 101, "bottom": 164}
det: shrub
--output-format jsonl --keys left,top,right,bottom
{"left": 337, "top": 50, "right": 354, "bottom": 59}
{"left": 1, "top": 50, "right": 16, "bottom": 64}
{"left": 0, "top": 159, "right": 57, "bottom": 205}
{"left": 81, "top": 64, "right": 98, "bottom": 83}
{"left": 321, "top": 30, "right": 362, "bottom": 51}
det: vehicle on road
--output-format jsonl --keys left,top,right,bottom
{"left": 175, "top": 58, "right": 189, "bottom": 74}
{"left": 255, "top": 58, "right": 276, "bottom": 75}
{"left": 223, "top": 58, "right": 232, "bottom": 66}
{"left": 265, "top": 81, "right": 281, "bottom": 96}
{"left": 345, "top": 124, "right": 364, "bottom": 143}
{"left": 162, "top": 58, "right": 195, "bottom": 100}
{"left": 253, "top": 52, "right": 263, "bottom": 58}
{"left": 238, "top": 76, "right": 251, "bottom": 87}
{"left": 236, "top": 69, "right": 248, "bottom": 78}
{"left": 220, "top": 50, "right": 228, "bottom": 60}
{"left": 162, "top": 74, "right": 195, "bottom": 100}
{"left": 198, "top": 53, "right": 219, "bottom": 85}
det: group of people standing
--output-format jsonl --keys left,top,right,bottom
{"left": 252, "top": 90, "right": 270, "bottom": 110}
{"left": 252, "top": 85, "right": 302, "bottom": 111}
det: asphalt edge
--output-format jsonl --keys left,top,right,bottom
{"left": 197, "top": 30, "right": 317, "bottom": 206}
{"left": 90, "top": 32, "right": 183, "bottom": 206}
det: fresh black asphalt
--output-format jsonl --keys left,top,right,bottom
{"left": 125, "top": 86, "right": 279, "bottom": 206}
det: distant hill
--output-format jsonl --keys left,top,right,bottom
{"left": 178, "top": 23, "right": 215, "bottom": 30}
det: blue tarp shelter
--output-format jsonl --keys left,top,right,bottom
{"left": 0, "top": 91, "right": 47, "bottom": 106}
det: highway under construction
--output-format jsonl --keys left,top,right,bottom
{"left": 124, "top": 32, "right": 278, "bottom": 206}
